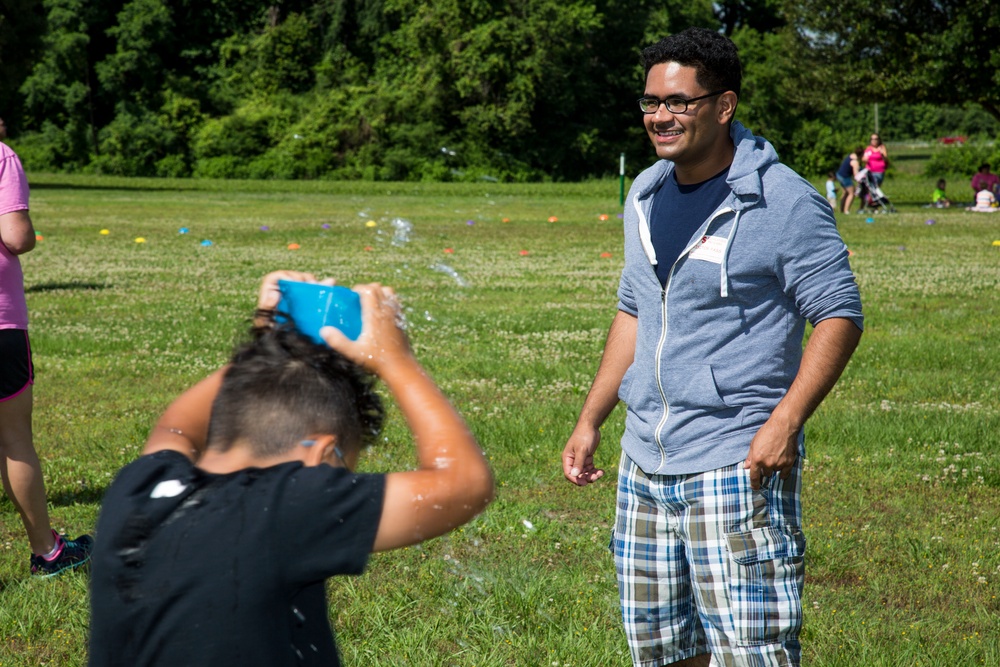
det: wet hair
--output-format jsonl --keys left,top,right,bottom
{"left": 206, "top": 324, "right": 384, "bottom": 458}
{"left": 641, "top": 27, "right": 742, "bottom": 98}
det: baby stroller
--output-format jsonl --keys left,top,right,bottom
{"left": 856, "top": 168, "right": 896, "bottom": 213}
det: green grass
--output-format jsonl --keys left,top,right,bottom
{"left": 1, "top": 173, "right": 998, "bottom": 666}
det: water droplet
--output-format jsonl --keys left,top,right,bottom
{"left": 291, "top": 606, "right": 306, "bottom": 623}
{"left": 390, "top": 217, "right": 413, "bottom": 246}
{"left": 430, "top": 263, "right": 469, "bottom": 287}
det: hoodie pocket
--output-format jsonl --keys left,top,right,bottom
{"left": 662, "top": 364, "right": 730, "bottom": 411}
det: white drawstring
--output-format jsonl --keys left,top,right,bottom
{"left": 718, "top": 211, "right": 741, "bottom": 298}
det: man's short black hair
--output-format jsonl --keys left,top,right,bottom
{"left": 207, "top": 325, "right": 384, "bottom": 457}
{"left": 641, "top": 27, "right": 742, "bottom": 98}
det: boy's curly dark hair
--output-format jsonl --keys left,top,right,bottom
{"left": 641, "top": 27, "right": 742, "bottom": 98}
{"left": 206, "top": 323, "right": 384, "bottom": 458}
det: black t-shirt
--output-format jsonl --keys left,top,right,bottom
{"left": 89, "top": 450, "right": 385, "bottom": 667}
{"left": 649, "top": 167, "right": 731, "bottom": 287}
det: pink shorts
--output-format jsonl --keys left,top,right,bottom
{"left": 0, "top": 329, "right": 33, "bottom": 401}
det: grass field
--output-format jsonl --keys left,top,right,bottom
{"left": 1, "top": 171, "right": 998, "bottom": 666}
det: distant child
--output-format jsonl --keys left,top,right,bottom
{"left": 88, "top": 271, "right": 495, "bottom": 666}
{"left": 825, "top": 171, "right": 838, "bottom": 209}
{"left": 931, "top": 179, "right": 951, "bottom": 208}
{"left": 967, "top": 188, "right": 999, "bottom": 213}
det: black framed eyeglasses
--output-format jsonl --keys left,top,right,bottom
{"left": 637, "top": 90, "right": 727, "bottom": 114}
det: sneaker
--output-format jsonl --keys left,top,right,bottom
{"left": 30, "top": 532, "right": 94, "bottom": 577}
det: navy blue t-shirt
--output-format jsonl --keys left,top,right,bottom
{"left": 650, "top": 167, "right": 731, "bottom": 286}
{"left": 89, "top": 450, "right": 385, "bottom": 667}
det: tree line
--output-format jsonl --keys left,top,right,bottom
{"left": 0, "top": 0, "right": 997, "bottom": 181}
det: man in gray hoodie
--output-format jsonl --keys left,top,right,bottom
{"left": 561, "top": 28, "right": 862, "bottom": 667}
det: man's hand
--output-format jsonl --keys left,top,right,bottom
{"left": 743, "top": 413, "right": 799, "bottom": 490}
{"left": 562, "top": 425, "right": 605, "bottom": 486}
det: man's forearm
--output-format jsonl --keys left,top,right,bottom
{"left": 577, "top": 310, "right": 637, "bottom": 429}
{"left": 770, "top": 317, "right": 862, "bottom": 432}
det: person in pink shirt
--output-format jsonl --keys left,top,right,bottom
{"left": 0, "top": 117, "right": 93, "bottom": 576}
{"left": 970, "top": 163, "right": 1000, "bottom": 198}
{"left": 862, "top": 133, "right": 888, "bottom": 186}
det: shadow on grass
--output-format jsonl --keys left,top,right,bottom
{"left": 49, "top": 486, "right": 108, "bottom": 507}
{"left": 30, "top": 180, "right": 194, "bottom": 193}
{"left": 26, "top": 282, "right": 109, "bottom": 293}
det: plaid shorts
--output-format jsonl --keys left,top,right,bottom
{"left": 612, "top": 452, "right": 805, "bottom": 667}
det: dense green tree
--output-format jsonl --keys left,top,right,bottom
{"left": 16, "top": 0, "right": 115, "bottom": 167}
{"left": 0, "top": 0, "right": 46, "bottom": 124}
{"left": 5, "top": 0, "right": 997, "bottom": 179}
{"left": 783, "top": 0, "right": 1000, "bottom": 123}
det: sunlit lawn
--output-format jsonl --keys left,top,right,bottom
{"left": 0, "top": 173, "right": 997, "bottom": 666}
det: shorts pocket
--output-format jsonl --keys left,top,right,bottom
{"left": 725, "top": 526, "right": 805, "bottom": 646}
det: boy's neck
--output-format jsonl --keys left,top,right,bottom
{"left": 196, "top": 445, "right": 300, "bottom": 474}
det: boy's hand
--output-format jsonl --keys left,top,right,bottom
{"left": 255, "top": 271, "right": 336, "bottom": 326}
{"left": 320, "top": 283, "right": 411, "bottom": 373}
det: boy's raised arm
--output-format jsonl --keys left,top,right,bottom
{"left": 143, "top": 367, "right": 228, "bottom": 459}
{"left": 321, "top": 284, "right": 495, "bottom": 552}
{"left": 143, "top": 270, "right": 322, "bottom": 460}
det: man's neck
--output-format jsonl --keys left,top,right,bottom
{"left": 673, "top": 138, "right": 735, "bottom": 185}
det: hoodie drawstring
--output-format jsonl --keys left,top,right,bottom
{"left": 719, "top": 211, "right": 741, "bottom": 298}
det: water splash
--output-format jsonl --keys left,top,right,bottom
{"left": 391, "top": 217, "right": 413, "bottom": 246}
{"left": 430, "top": 263, "right": 469, "bottom": 287}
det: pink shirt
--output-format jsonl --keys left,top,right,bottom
{"left": 971, "top": 172, "right": 999, "bottom": 193}
{"left": 0, "top": 142, "right": 30, "bottom": 329}
{"left": 863, "top": 146, "right": 887, "bottom": 174}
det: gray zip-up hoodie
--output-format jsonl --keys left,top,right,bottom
{"left": 617, "top": 121, "right": 863, "bottom": 475}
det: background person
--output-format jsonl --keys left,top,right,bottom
{"left": 931, "top": 178, "right": 951, "bottom": 207}
{"left": 561, "top": 28, "right": 863, "bottom": 667}
{"left": 825, "top": 171, "right": 838, "bottom": 210}
{"left": 862, "top": 132, "right": 888, "bottom": 186}
{"left": 966, "top": 187, "right": 998, "bottom": 212}
{"left": 88, "top": 271, "right": 495, "bottom": 666}
{"left": 970, "top": 163, "right": 1000, "bottom": 198}
{"left": 0, "top": 116, "right": 93, "bottom": 577}
{"left": 836, "top": 147, "right": 862, "bottom": 214}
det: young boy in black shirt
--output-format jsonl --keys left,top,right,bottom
{"left": 88, "top": 271, "right": 495, "bottom": 666}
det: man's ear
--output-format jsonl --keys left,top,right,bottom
{"left": 301, "top": 434, "right": 338, "bottom": 467}
{"left": 718, "top": 92, "right": 738, "bottom": 124}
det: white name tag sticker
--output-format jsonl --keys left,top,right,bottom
{"left": 687, "top": 235, "right": 727, "bottom": 264}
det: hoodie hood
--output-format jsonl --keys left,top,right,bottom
{"left": 632, "top": 120, "right": 780, "bottom": 210}
{"left": 631, "top": 121, "right": 781, "bottom": 296}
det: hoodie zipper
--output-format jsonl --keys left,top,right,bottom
{"left": 638, "top": 201, "right": 736, "bottom": 473}
{"left": 652, "top": 281, "right": 670, "bottom": 471}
